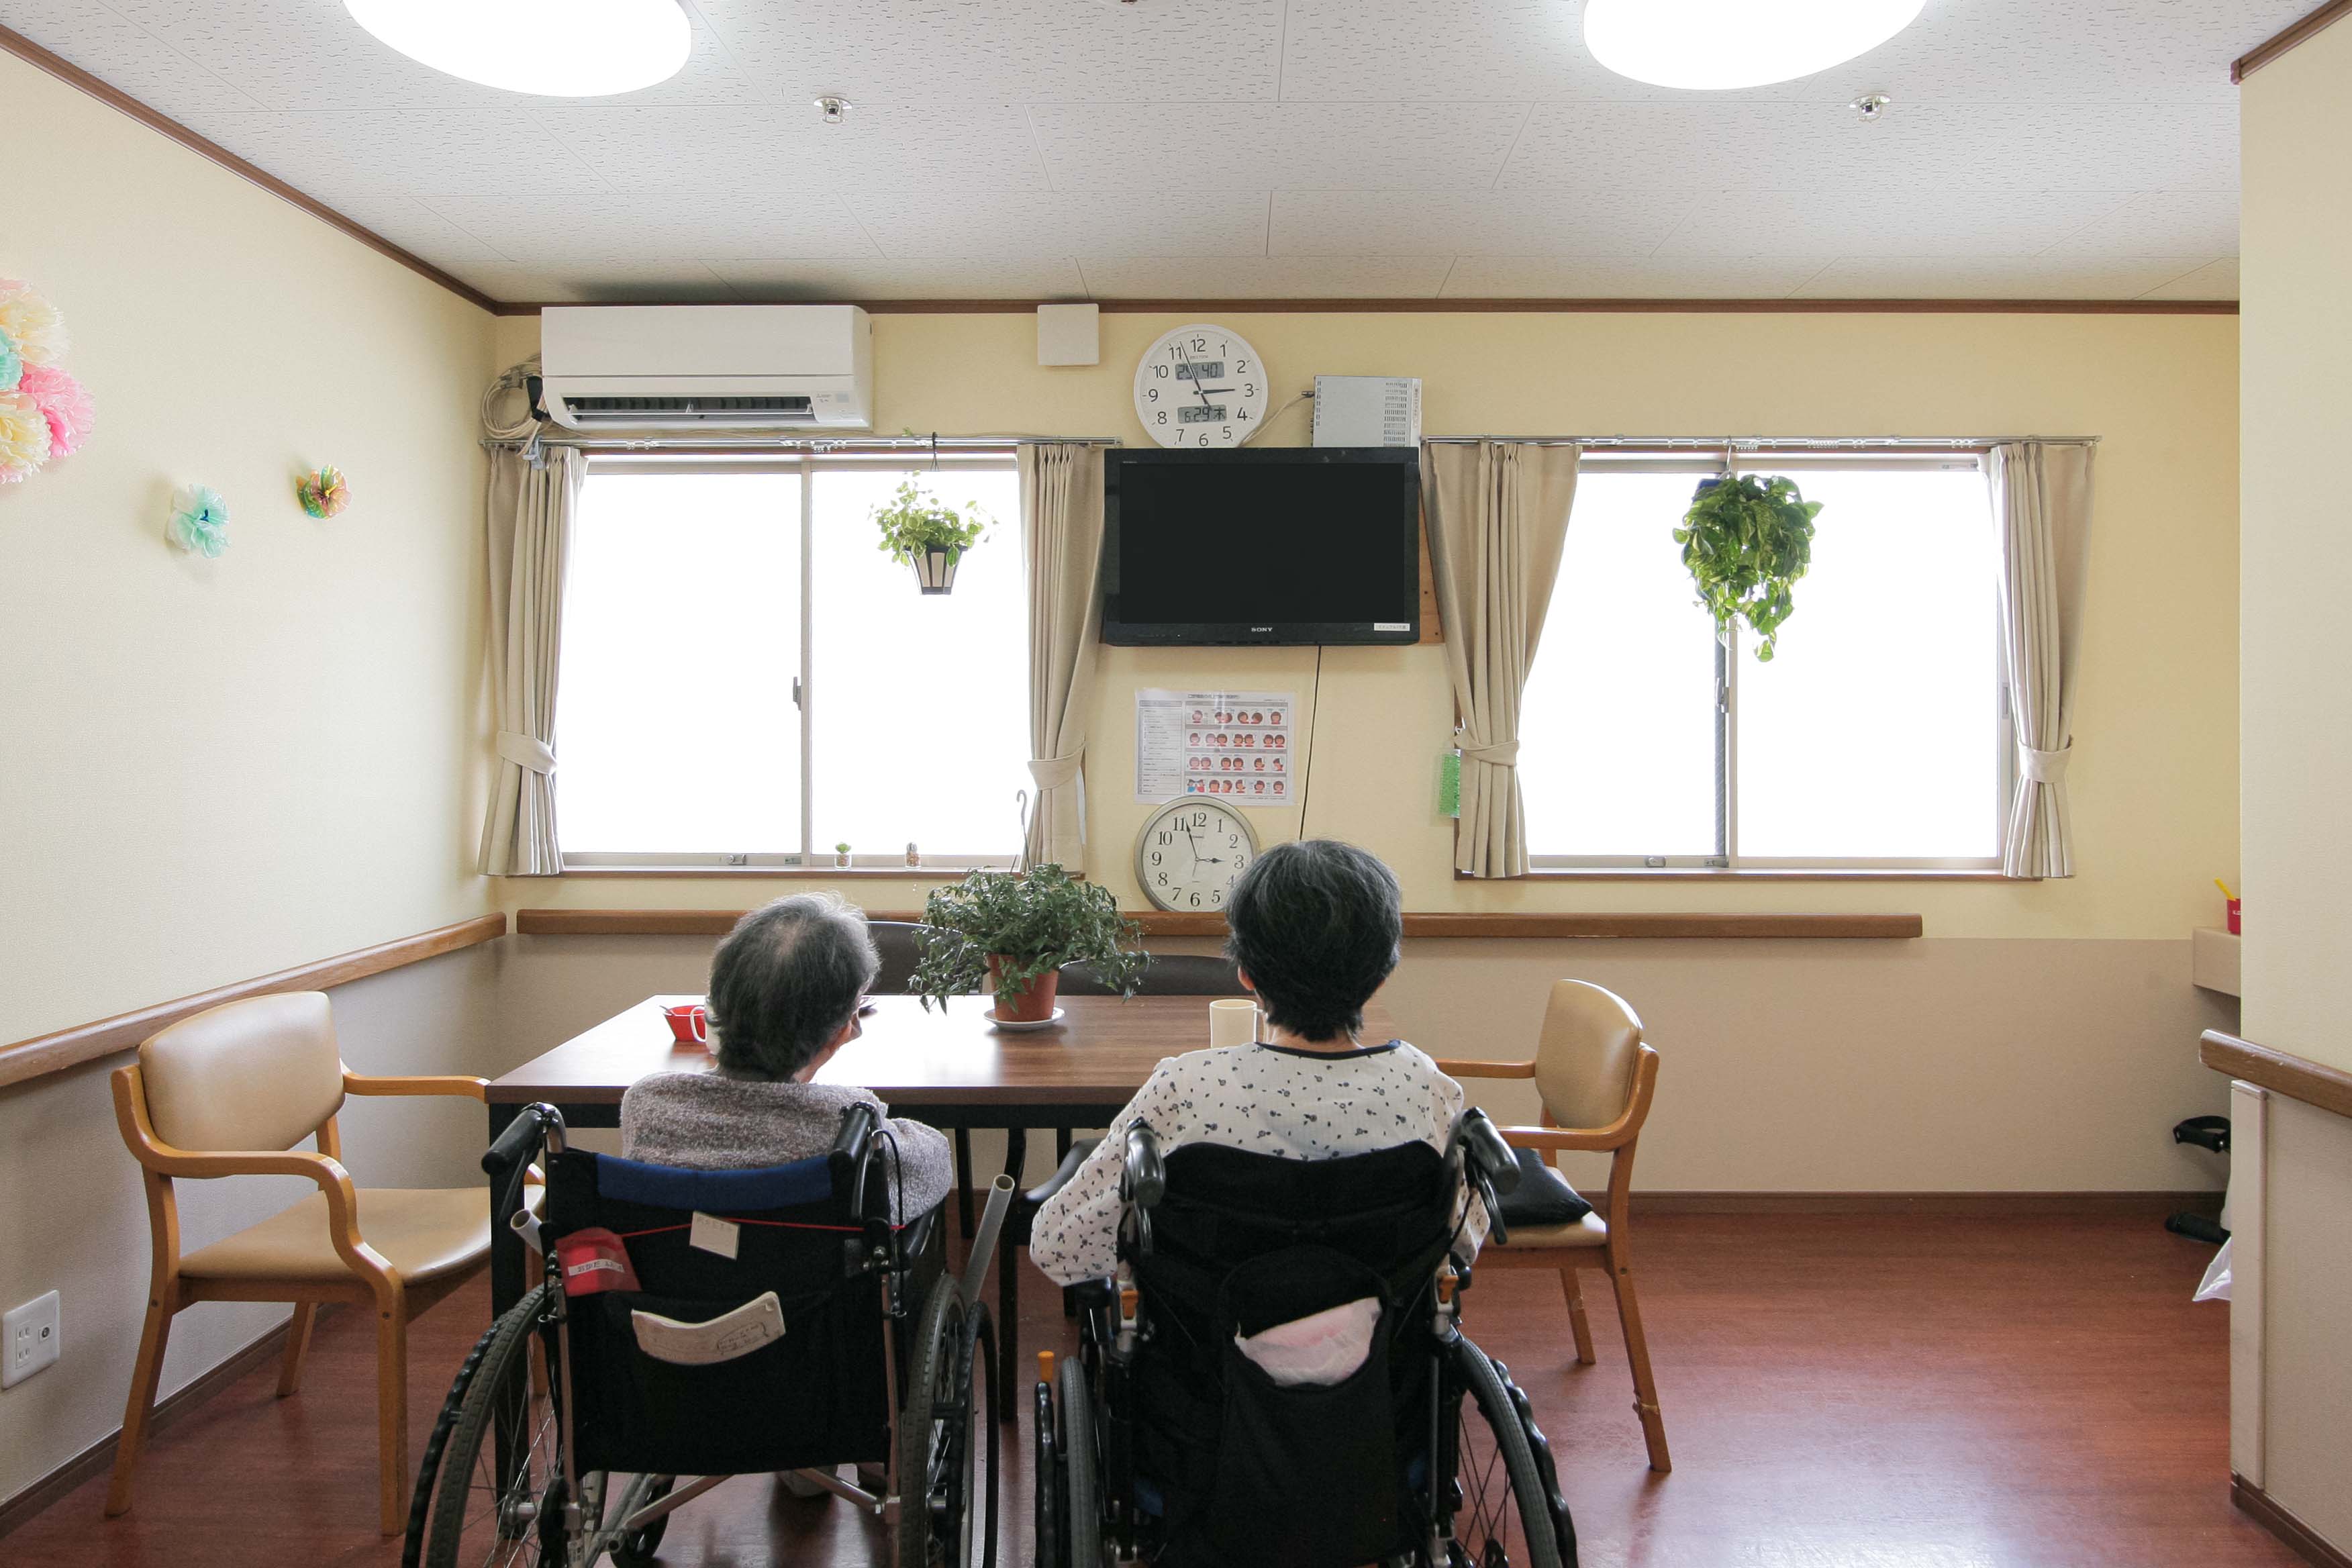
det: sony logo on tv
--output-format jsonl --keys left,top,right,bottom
{"left": 1251, "top": 625, "right": 1274, "bottom": 632}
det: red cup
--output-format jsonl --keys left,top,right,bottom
{"left": 2226, "top": 899, "right": 2241, "bottom": 936}
{"left": 662, "top": 1003, "right": 709, "bottom": 1046}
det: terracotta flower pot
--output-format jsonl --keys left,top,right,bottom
{"left": 985, "top": 957, "right": 1060, "bottom": 1022}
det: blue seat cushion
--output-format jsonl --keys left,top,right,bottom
{"left": 592, "top": 1152, "right": 835, "bottom": 1213}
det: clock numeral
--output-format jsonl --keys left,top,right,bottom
{"left": 1149, "top": 850, "right": 1163, "bottom": 866}
{"left": 1146, "top": 387, "right": 1158, "bottom": 402}
{"left": 1153, "top": 363, "right": 1168, "bottom": 377}
{"left": 1244, "top": 383, "right": 1256, "bottom": 397}
{"left": 1157, "top": 411, "right": 1167, "bottom": 425}
{"left": 1209, "top": 889, "right": 1224, "bottom": 907}
{"left": 1157, "top": 830, "right": 1173, "bottom": 846}
{"left": 1154, "top": 871, "right": 1169, "bottom": 886}
{"left": 1234, "top": 359, "right": 1248, "bottom": 373}
{"left": 1191, "top": 336, "right": 1207, "bottom": 351}
{"left": 1193, "top": 812, "right": 1208, "bottom": 828}
{"left": 1189, "top": 891, "right": 1202, "bottom": 908}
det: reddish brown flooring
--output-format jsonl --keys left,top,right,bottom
{"left": 7, "top": 1210, "right": 2296, "bottom": 1567}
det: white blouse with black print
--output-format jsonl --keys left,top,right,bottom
{"left": 1028, "top": 1038, "right": 1489, "bottom": 1285}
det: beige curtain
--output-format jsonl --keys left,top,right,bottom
{"left": 1422, "top": 440, "right": 1581, "bottom": 877}
{"left": 1018, "top": 443, "right": 1106, "bottom": 871}
{"left": 1988, "top": 441, "right": 2095, "bottom": 879}
{"left": 478, "top": 445, "right": 581, "bottom": 876}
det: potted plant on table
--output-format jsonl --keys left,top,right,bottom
{"left": 910, "top": 863, "right": 1148, "bottom": 1023}
{"left": 872, "top": 478, "right": 992, "bottom": 594}
{"left": 1673, "top": 473, "right": 1823, "bottom": 660}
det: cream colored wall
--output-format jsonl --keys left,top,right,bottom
{"left": 2236, "top": 18, "right": 2352, "bottom": 1551}
{"left": 499, "top": 307, "right": 2239, "bottom": 942}
{"left": 0, "top": 53, "right": 495, "bottom": 1509}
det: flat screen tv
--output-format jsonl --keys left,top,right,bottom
{"left": 1101, "top": 447, "right": 1420, "bottom": 646}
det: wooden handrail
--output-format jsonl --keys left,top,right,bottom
{"left": 0, "top": 914, "right": 509, "bottom": 1091}
{"left": 514, "top": 908, "right": 1922, "bottom": 940}
{"left": 2202, "top": 1030, "right": 2352, "bottom": 1121}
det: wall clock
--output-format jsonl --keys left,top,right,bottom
{"left": 1133, "top": 323, "right": 1268, "bottom": 448}
{"left": 1134, "top": 797, "right": 1261, "bottom": 912}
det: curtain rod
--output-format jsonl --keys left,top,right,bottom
{"left": 480, "top": 432, "right": 1122, "bottom": 454}
{"left": 1420, "top": 435, "right": 2099, "bottom": 450}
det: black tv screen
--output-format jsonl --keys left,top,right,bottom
{"left": 1101, "top": 448, "right": 1421, "bottom": 645}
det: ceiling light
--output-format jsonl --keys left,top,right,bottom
{"left": 1583, "top": 0, "right": 1924, "bottom": 91}
{"left": 344, "top": 0, "right": 691, "bottom": 98}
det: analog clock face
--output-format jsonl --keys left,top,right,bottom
{"left": 1134, "top": 324, "right": 1269, "bottom": 449}
{"left": 1135, "top": 799, "right": 1259, "bottom": 912}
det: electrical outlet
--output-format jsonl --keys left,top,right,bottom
{"left": 4, "top": 1291, "right": 60, "bottom": 1388}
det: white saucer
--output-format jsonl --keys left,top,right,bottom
{"left": 987, "top": 1007, "right": 1066, "bottom": 1032}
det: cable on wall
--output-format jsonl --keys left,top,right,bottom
{"left": 1293, "top": 644, "right": 1325, "bottom": 842}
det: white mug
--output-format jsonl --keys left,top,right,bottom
{"left": 1208, "top": 997, "right": 1259, "bottom": 1048}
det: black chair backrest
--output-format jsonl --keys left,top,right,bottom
{"left": 1057, "top": 952, "right": 1243, "bottom": 997}
{"left": 867, "top": 920, "right": 932, "bottom": 994}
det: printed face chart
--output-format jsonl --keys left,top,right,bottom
{"left": 1136, "top": 689, "right": 1295, "bottom": 803}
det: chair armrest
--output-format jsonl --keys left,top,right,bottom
{"left": 1495, "top": 1124, "right": 1626, "bottom": 1154}
{"left": 344, "top": 1072, "right": 488, "bottom": 1101}
{"left": 1434, "top": 1058, "right": 1537, "bottom": 1080}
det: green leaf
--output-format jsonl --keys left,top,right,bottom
{"left": 1673, "top": 473, "right": 1823, "bottom": 661}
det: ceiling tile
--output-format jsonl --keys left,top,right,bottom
{"left": 0, "top": 0, "right": 266, "bottom": 115}
{"left": 187, "top": 109, "right": 608, "bottom": 196}
{"left": 1653, "top": 187, "right": 2126, "bottom": 259}
{"left": 1441, "top": 256, "right": 1832, "bottom": 298}
{"left": 1272, "top": 189, "right": 1697, "bottom": 257}
{"left": 419, "top": 193, "right": 879, "bottom": 264}
{"left": 1792, "top": 255, "right": 2220, "bottom": 299}
{"left": 691, "top": 0, "right": 1285, "bottom": 103}
{"left": 853, "top": 191, "right": 1271, "bottom": 258}
{"left": 1079, "top": 256, "right": 1456, "bottom": 298}
{"left": 1028, "top": 101, "right": 1530, "bottom": 191}
{"left": 705, "top": 258, "right": 1091, "bottom": 299}
{"left": 2047, "top": 188, "right": 2239, "bottom": 258}
{"left": 2137, "top": 258, "right": 2239, "bottom": 301}
{"left": 531, "top": 103, "right": 1050, "bottom": 193}
{"left": 444, "top": 262, "right": 742, "bottom": 304}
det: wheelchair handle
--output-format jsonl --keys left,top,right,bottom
{"left": 1122, "top": 1122, "right": 1166, "bottom": 1209}
{"left": 483, "top": 1102, "right": 562, "bottom": 1177}
{"left": 830, "top": 1101, "right": 882, "bottom": 1212}
{"left": 1457, "top": 1108, "right": 1521, "bottom": 1196}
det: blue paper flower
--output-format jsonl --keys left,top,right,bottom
{"left": 168, "top": 484, "right": 230, "bottom": 557}
{"left": 0, "top": 329, "right": 19, "bottom": 394}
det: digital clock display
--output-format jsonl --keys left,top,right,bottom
{"left": 1175, "top": 360, "right": 1226, "bottom": 381}
{"left": 1176, "top": 403, "right": 1228, "bottom": 424}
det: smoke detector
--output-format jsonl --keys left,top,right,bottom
{"left": 1851, "top": 93, "right": 1892, "bottom": 122}
{"left": 815, "top": 95, "right": 851, "bottom": 124}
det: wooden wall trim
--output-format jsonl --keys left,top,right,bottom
{"left": 2233, "top": 0, "right": 2352, "bottom": 83}
{"left": 2202, "top": 1030, "right": 2352, "bottom": 1121}
{"left": 496, "top": 296, "right": 2241, "bottom": 319}
{"left": 2231, "top": 1476, "right": 2352, "bottom": 1568}
{"left": 513, "top": 908, "right": 1920, "bottom": 940}
{"left": 0, "top": 22, "right": 499, "bottom": 315}
{"left": 0, "top": 914, "right": 509, "bottom": 1091}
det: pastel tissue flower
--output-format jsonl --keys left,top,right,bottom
{"left": 17, "top": 364, "right": 93, "bottom": 458}
{"left": 297, "top": 464, "right": 350, "bottom": 518}
{"left": 168, "top": 483, "right": 230, "bottom": 556}
{"left": 0, "top": 286, "right": 66, "bottom": 366}
{"left": 0, "top": 390, "right": 52, "bottom": 482}
{"left": 0, "top": 328, "right": 19, "bottom": 393}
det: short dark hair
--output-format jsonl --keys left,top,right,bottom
{"left": 706, "top": 895, "right": 879, "bottom": 1080}
{"left": 1224, "top": 839, "right": 1402, "bottom": 1042}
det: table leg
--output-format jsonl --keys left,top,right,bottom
{"left": 487, "top": 1101, "right": 525, "bottom": 1321}
{"left": 954, "top": 1127, "right": 975, "bottom": 1238}
{"left": 997, "top": 1126, "right": 1028, "bottom": 1412}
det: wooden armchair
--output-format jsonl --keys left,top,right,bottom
{"left": 107, "top": 991, "right": 493, "bottom": 1534}
{"left": 1440, "top": 978, "right": 1670, "bottom": 1471}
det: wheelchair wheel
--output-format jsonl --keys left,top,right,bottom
{"left": 418, "top": 1285, "right": 568, "bottom": 1567}
{"left": 1058, "top": 1357, "right": 1100, "bottom": 1568}
{"left": 1439, "top": 1338, "right": 1576, "bottom": 1568}
{"left": 898, "top": 1283, "right": 997, "bottom": 1567}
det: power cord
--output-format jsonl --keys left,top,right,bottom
{"left": 1295, "top": 644, "right": 1324, "bottom": 840}
{"left": 1240, "top": 387, "right": 1314, "bottom": 447}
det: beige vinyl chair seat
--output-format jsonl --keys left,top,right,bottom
{"left": 178, "top": 1188, "right": 490, "bottom": 1285}
{"left": 1491, "top": 1212, "right": 1608, "bottom": 1250}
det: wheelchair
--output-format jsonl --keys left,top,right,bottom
{"left": 1032, "top": 1109, "right": 1577, "bottom": 1568}
{"left": 405, "top": 1099, "right": 1012, "bottom": 1567}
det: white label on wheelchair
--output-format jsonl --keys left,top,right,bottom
{"left": 631, "top": 1291, "right": 785, "bottom": 1366}
{"left": 687, "top": 1212, "right": 741, "bottom": 1259}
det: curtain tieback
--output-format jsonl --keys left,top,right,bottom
{"left": 1461, "top": 742, "right": 1520, "bottom": 767}
{"left": 2020, "top": 744, "right": 2071, "bottom": 784}
{"left": 498, "top": 731, "right": 557, "bottom": 775}
{"left": 1028, "top": 754, "right": 1083, "bottom": 789}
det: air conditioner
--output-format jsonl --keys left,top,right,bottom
{"left": 538, "top": 305, "right": 873, "bottom": 432}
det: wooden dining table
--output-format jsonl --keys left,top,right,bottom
{"left": 485, "top": 990, "right": 1395, "bottom": 1394}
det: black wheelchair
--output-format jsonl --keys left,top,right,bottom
{"left": 405, "top": 1099, "right": 1011, "bottom": 1567}
{"left": 1032, "top": 1109, "right": 1577, "bottom": 1568}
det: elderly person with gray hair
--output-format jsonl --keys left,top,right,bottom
{"left": 620, "top": 894, "right": 952, "bottom": 1222}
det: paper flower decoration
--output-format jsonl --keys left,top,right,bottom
{"left": 168, "top": 484, "right": 230, "bottom": 556}
{"left": 0, "top": 391, "right": 51, "bottom": 483}
{"left": 0, "top": 285, "right": 66, "bottom": 366}
{"left": 296, "top": 464, "right": 350, "bottom": 518}
{"left": 0, "top": 329, "right": 19, "bottom": 393}
{"left": 17, "top": 365, "right": 92, "bottom": 458}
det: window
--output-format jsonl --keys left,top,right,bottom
{"left": 555, "top": 456, "right": 1028, "bottom": 867}
{"left": 1520, "top": 456, "right": 2006, "bottom": 871}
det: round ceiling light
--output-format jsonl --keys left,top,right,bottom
{"left": 344, "top": 0, "right": 691, "bottom": 97}
{"left": 1583, "top": 0, "right": 1924, "bottom": 91}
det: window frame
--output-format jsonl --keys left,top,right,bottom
{"left": 1522, "top": 450, "right": 2014, "bottom": 877}
{"left": 556, "top": 448, "right": 1025, "bottom": 873}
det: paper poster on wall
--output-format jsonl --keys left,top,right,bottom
{"left": 1136, "top": 689, "right": 1297, "bottom": 805}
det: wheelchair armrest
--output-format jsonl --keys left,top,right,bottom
{"left": 1121, "top": 1122, "right": 1165, "bottom": 1208}
{"left": 1024, "top": 1145, "right": 1090, "bottom": 1210}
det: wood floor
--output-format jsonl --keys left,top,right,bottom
{"left": 7, "top": 1208, "right": 2297, "bottom": 1567}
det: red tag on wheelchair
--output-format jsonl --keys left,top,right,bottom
{"left": 556, "top": 1228, "right": 641, "bottom": 1296}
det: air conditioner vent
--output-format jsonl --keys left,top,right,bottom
{"left": 561, "top": 394, "right": 817, "bottom": 426}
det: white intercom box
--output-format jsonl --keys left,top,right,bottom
{"left": 1036, "top": 303, "right": 1101, "bottom": 366}
{"left": 1312, "top": 375, "right": 1421, "bottom": 447}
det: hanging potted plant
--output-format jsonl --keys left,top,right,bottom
{"left": 1673, "top": 473, "right": 1823, "bottom": 660}
{"left": 910, "top": 863, "right": 1148, "bottom": 1024}
{"left": 872, "top": 478, "right": 992, "bottom": 594}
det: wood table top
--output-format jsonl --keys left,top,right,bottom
{"left": 489, "top": 992, "right": 1398, "bottom": 1110}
